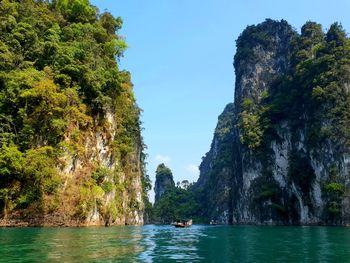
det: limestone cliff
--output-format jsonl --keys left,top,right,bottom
{"left": 0, "top": 103, "right": 145, "bottom": 227}
{"left": 196, "top": 19, "right": 350, "bottom": 225}
{"left": 196, "top": 103, "right": 236, "bottom": 223}
{"left": 0, "top": 0, "right": 147, "bottom": 227}
{"left": 154, "top": 164, "right": 175, "bottom": 203}
{"left": 57, "top": 108, "right": 145, "bottom": 227}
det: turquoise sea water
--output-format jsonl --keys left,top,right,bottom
{"left": 1, "top": 225, "right": 350, "bottom": 262}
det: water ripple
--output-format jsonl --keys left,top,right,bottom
{"left": 1, "top": 225, "right": 350, "bottom": 262}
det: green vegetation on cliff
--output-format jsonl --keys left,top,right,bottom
{"left": 153, "top": 186, "right": 201, "bottom": 224}
{"left": 0, "top": 0, "right": 148, "bottom": 224}
{"left": 149, "top": 164, "right": 201, "bottom": 224}
{"left": 154, "top": 163, "right": 174, "bottom": 202}
{"left": 238, "top": 21, "right": 350, "bottom": 150}
{"left": 237, "top": 21, "right": 350, "bottom": 222}
{"left": 195, "top": 19, "right": 350, "bottom": 225}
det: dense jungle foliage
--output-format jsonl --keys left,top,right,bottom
{"left": 0, "top": 0, "right": 150, "bottom": 221}
{"left": 149, "top": 164, "right": 202, "bottom": 224}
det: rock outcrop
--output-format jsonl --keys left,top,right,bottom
{"left": 0, "top": 108, "right": 145, "bottom": 227}
{"left": 154, "top": 164, "right": 175, "bottom": 203}
{"left": 196, "top": 19, "right": 350, "bottom": 225}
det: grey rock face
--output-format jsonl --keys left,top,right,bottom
{"left": 196, "top": 19, "right": 350, "bottom": 225}
{"left": 196, "top": 103, "right": 236, "bottom": 223}
{"left": 154, "top": 164, "right": 175, "bottom": 203}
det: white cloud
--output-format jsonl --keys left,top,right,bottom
{"left": 186, "top": 164, "right": 199, "bottom": 175}
{"left": 155, "top": 154, "right": 171, "bottom": 164}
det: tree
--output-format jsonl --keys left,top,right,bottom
{"left": 0, "top": 144, "right": 23, "bottom": 216}
{"left": 153, "top": 187, "right": 200, "bottom": 224}
{"left": 55, "top": 0, "right": 97, "bottom": 23}
{"left": 326, "top": 23, "right": 347, "bottom": 47}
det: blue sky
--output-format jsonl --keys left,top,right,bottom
{"left": 90, "top": 0, "right": 350, "bottom": 201}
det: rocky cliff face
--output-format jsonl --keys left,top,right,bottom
{"left": 0, "top": 0, "right": 146, "bottom": 227}
{"left": 0, "top": 108, "right": 145, "bottom": 227}
{"left": 59, "top": 109, "right": 144, "bottom": 227}
{"left": 196, "top": 19, "right": 350, "bottom": 225}
{"left": 196, "top": 103, "right": 236, "bottom": 223}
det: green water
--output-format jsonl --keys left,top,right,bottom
{"left": 1, "top": 225, "right": 350, "bottom": 262}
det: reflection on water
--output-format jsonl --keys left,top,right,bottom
{"left": 43, "top": 227, "right": 144, "bottom": 262}
{"left": 1, "top": 225, "right": 350, "bottom": 262}
{"left": 0, "top": 227, "right": 143, "bottom": 262}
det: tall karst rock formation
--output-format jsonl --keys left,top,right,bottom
{"left": 0, "top": 0, "right": 149, "bottom": 226}
{"left": 154, "top": 164, "right": 175, "bottom": 203}
{"left": 196, "top": 19, "right": 350, "bottom": 225}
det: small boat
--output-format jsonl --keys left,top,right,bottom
{"left": 210, "top": 220, "right": 217, "bottom": 225}
{"left": 172, "top": 219, "right": 192, "bottom": 228}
